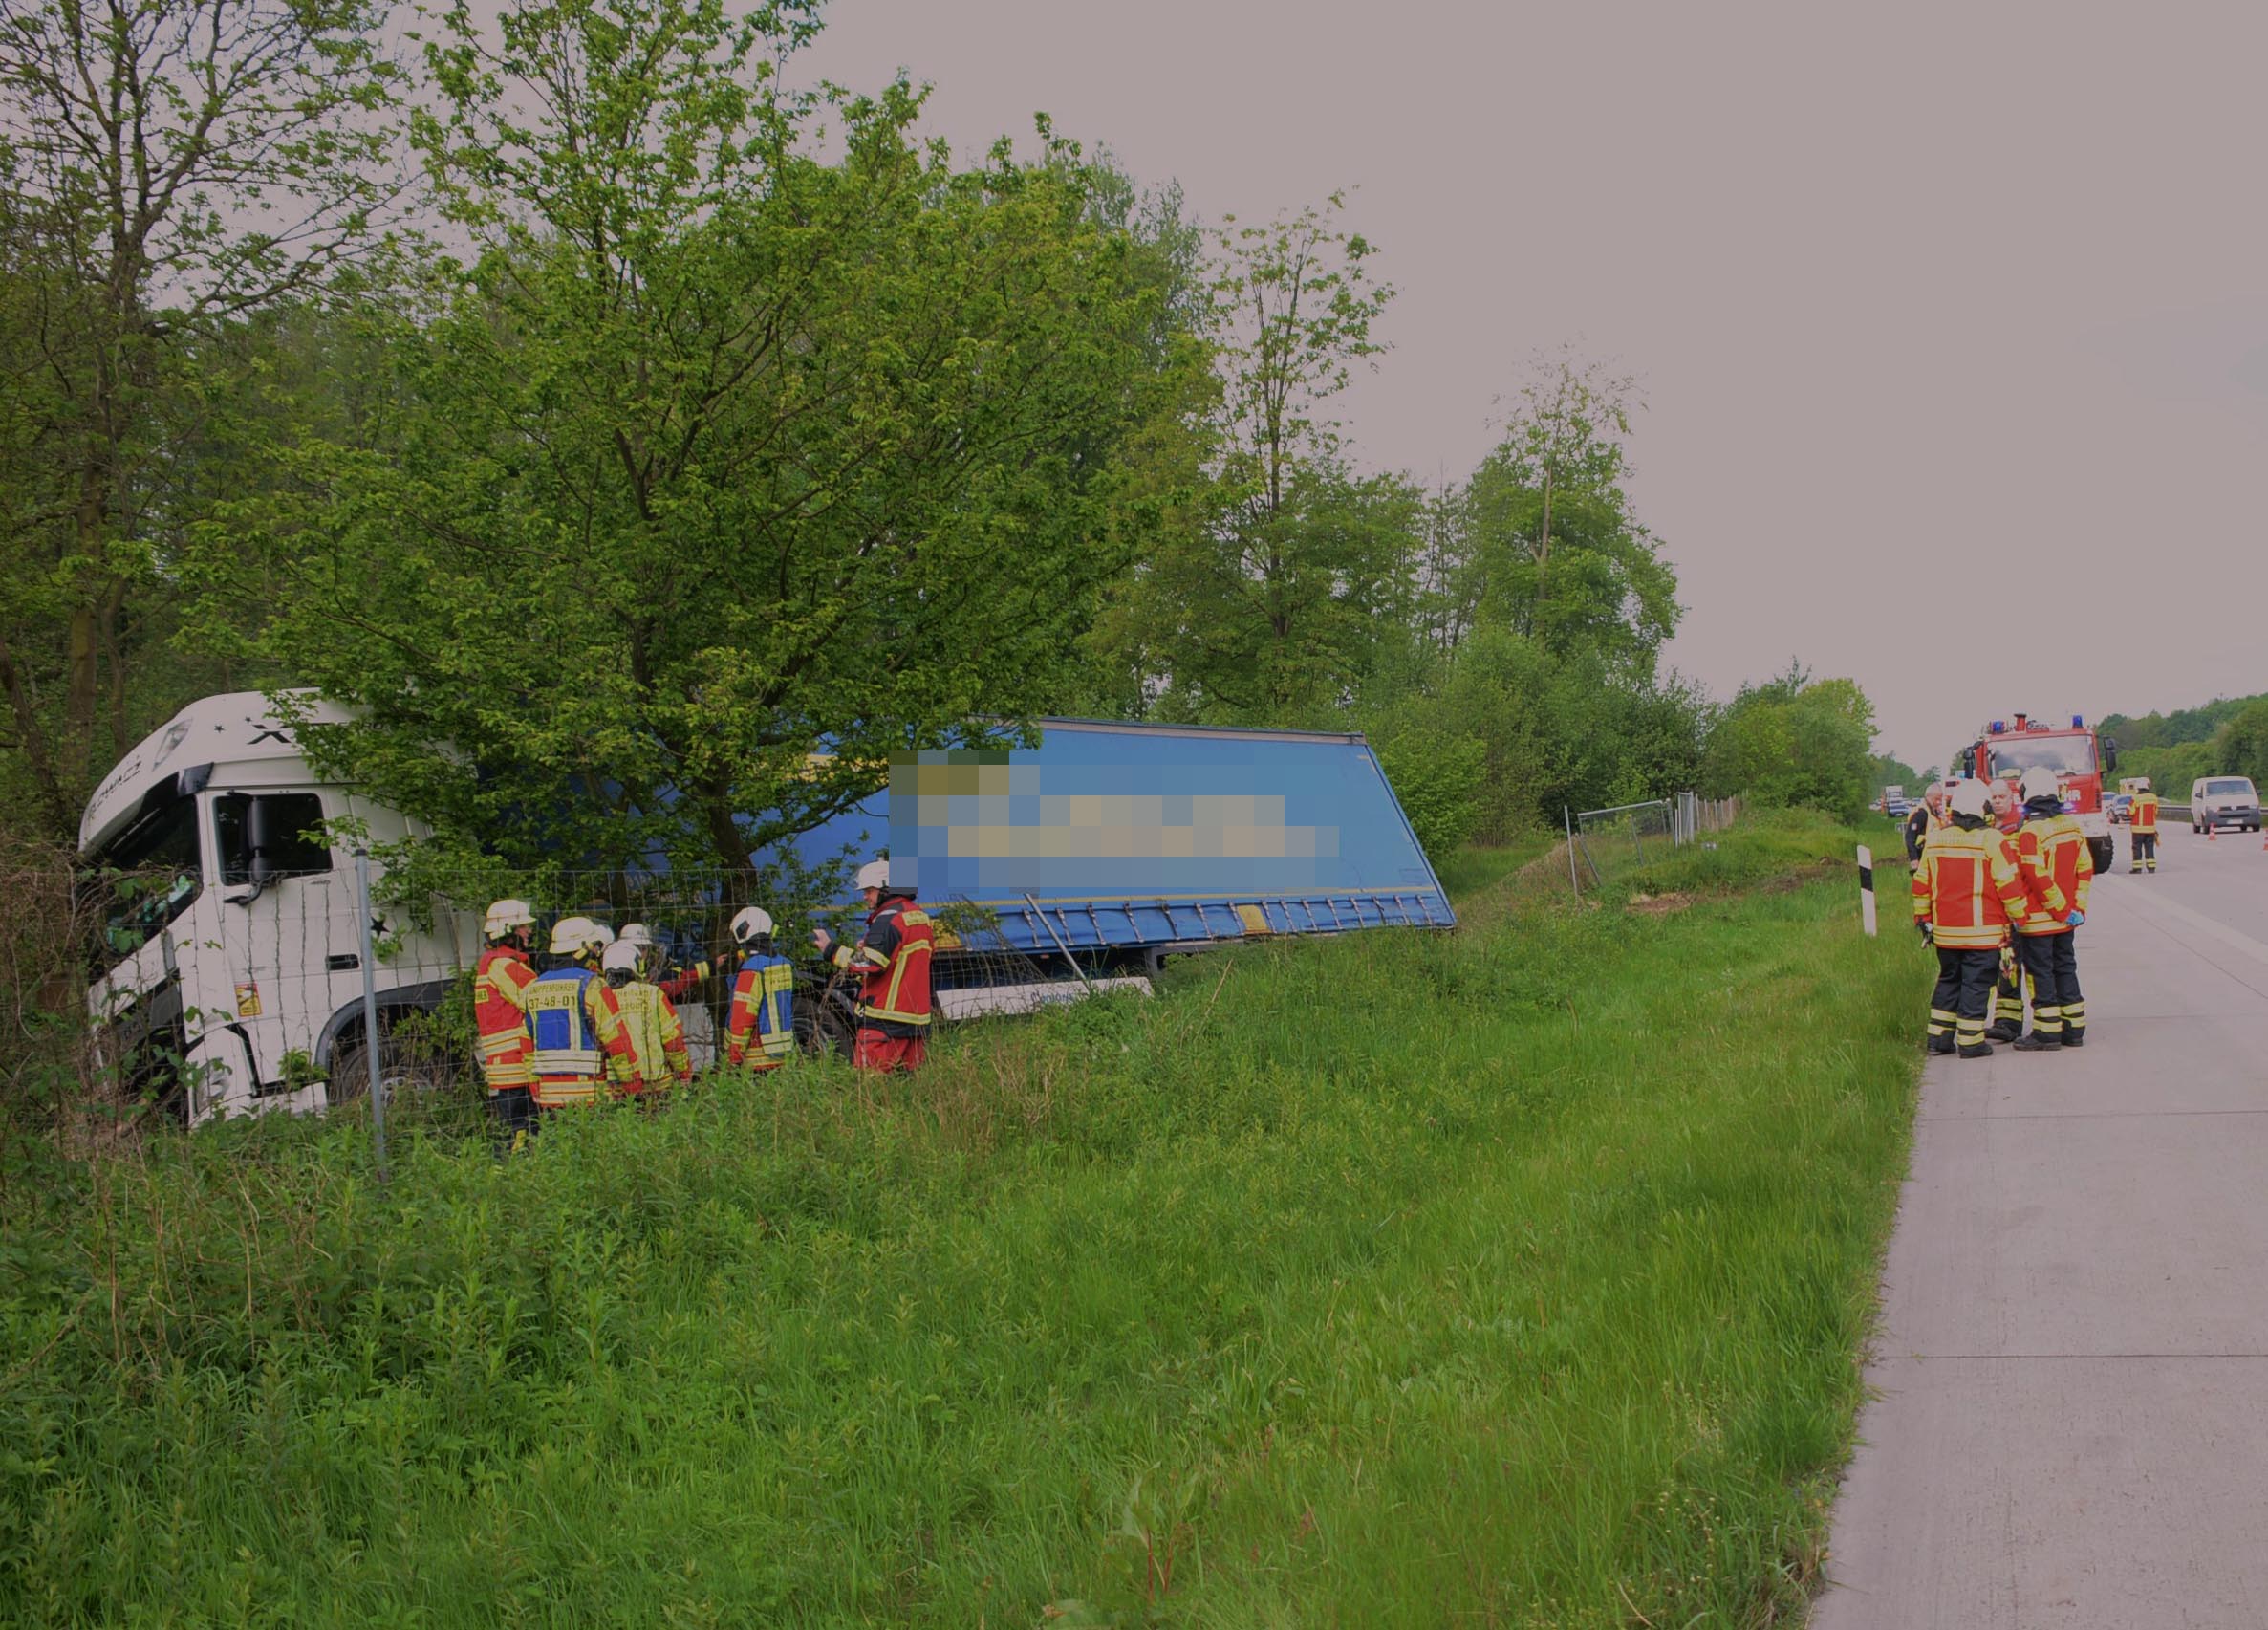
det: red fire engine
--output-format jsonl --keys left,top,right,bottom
{"left": 1950, "top": 712, "right": 2119, "bottom": 877}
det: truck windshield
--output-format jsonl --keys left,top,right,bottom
{"left": 87, "top": 794, "right": 203, "bottom": 968}
{"left": 1988, "top": 735, "right": 2097, "bottom": 778}
{"left": 2205, "top": 779, "right": 2257, "bottom": 796}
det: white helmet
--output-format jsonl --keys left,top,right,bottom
{"left": 548, "top": 915, "right": 613, "bottom": 956}
{"left": 730, "top": 905, "right": 774, "bottom": 945}
{"left": 600, "top": 940, "right": 644, "bottom": 978}
{"left": 2019, "top": 766, "right": 2063, "bottom": 803}
{"left": 2132, "top": 776, "right": 2150, "bottom": 792}
{"left": 483, "top": 898, "right": 536, "bottom": 940}
{"left": 854, "top": 858, "right": 892, "bottom": 894}
{"left": 1948, "top": 778, "right": 1993, "bottom": 820}
{"left": 616, "top": 922, "right": 656, "bottom": 947}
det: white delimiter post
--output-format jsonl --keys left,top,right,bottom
{"left": 1857, "top": 844, "right": 1878, "bottom": 937}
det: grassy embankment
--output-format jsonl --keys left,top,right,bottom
{"left": 2, "top": 811, "right": 1923, "bottom": 1627}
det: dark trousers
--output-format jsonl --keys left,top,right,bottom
{"left": 2130, "top": 832, "right": 2157, "bottom": 871}
{"left": 487, "top": 1084, "right": 536, "bottom": 1148}
{"left": 1931, "top": 947, "right": 2000, "bottom": 1049}
{"left": 2016, "top": 932, "right": 2084, "bottom": 1039}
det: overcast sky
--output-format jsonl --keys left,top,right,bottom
{"left": 795, "top": 0, "right": 2267, "bottom": 769}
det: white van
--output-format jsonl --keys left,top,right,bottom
{"left": 2191, "top": 776, "right": 2262, "bottom": 834}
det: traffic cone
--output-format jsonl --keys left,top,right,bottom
{"left": 2209, "top": 824, "right": 2217, "bottom": 842}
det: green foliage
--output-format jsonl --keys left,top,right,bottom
{"left": 0, "top": 818, "right": 1916, "bottom": 1626}
{"left": 0, "top": 0, "right": 400, "bottom": 840}
{"left": 2101, "top": 691, "right": 2268, "bottom": 798}
{"left": 1703, "top": 663, "right": 1876, "bottom": 820}
{"left": 195, "top": 5, "right": 1195, "bottom": 889}
{"left": 2101, "top": 692, "right": 2268, "bottom": 751}
{"left": 1367, "top": 723, "right": 1485, "bottom": 859}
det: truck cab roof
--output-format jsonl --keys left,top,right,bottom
{"left": 79, "top": 690, "right": 349, "bottom": 858}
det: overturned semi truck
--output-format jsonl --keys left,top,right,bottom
{"left": 79, "top": 695, "right": 1454, "bottom": 1124}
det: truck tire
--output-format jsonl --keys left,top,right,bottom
{"left": 2088, "top": 837, "right": 2114, "bottom": 879}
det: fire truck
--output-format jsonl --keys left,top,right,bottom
{"left": 1949, "top": 712, "right": 2120, "bottom": 876}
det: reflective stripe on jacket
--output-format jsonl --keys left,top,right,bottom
{"left": 829, "top": 898, "right": 935, "bottom": 1034}
{"left": 526, "top": 967, "right": 633, "bottom": 1105}
{"left": 726, "top": 954, "right": 795, "bottom": 1068}
{"left": 1912, "top": 823, "right": 2028, "bottom": 948}
{"left": 473, "top": 945, "right": 538, "bottom": 1091}
{"left": 608, "top": 980, "right": 690, "bottom": 1091}
{"left": 2012, "top": 813, "right": 2090, "bottom": 935}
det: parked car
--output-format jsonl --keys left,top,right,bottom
{"left": 2106, "top": 793, "right": 2132, "bottom": 825}
{"left": 2191, "top": 776, "right": 2262, "bottom": 834}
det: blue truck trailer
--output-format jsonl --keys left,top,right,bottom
{"left": 775, "top": 718, "right": 1455, "bottom": 1041}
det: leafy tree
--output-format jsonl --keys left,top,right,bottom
{"left": 1090, "top": 195, "right": 1419, "bottom": 724}
{"left": 1703, "top": 670, "right": 1876, "bottom": 819}
{"left": 200, "top": 0, "right": 1192, "bottom": 893}
{"left": 1458, "top": 350, "right": 1680, "bottom": 676}
{"left": 2209, "top": 700, "right": 2268, "bottom": 789}
{"left": 0, "top": 0, "right": 400, "bottom": 840}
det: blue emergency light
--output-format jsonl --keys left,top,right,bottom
{"left": 1989, "top": 720, "right": 2006, "bottom": 733}
{"left": 2071, "top": 714, "right": 2084, "bottom": 728}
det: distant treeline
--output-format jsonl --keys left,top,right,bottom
{"left": 2101, "top": 695, "right": 2268, "bottom": 796}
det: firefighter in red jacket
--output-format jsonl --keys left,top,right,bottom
{"left": 811, "top": 858, "right": 935, "bottom": 1073}
{"left": 474, "top": 898, "right": 541, "bottom": 1140}
{"left": 2128, "top": 779, "right": 2161, "bottom": 873}
{"left": 1913, "top": 778, "right": 2032, "bottom": 1057}
{"left": 1984, "top": 778, "right": 2028, "bottom": 1039}
{"left": 724, "top": 905, "right": 796, "bottom": 1071}
{"left": 2008, "top": 765, "right": 2091, "bottom": 1049}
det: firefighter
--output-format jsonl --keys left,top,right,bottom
{"left": 600, "top": 939, "right": 692, "bottom": 1095}
{"left": 1983, "top": 778, "right": 2029, "bottom": 1040}
{"left": 525, "top": 916, "right": 636, "bottom": 1109}
{"left": 1913, "top": 777, "right": 2031, "bottom": 1058}
{"left": 618, "top": 921, "right": 720, "bottom": 1002}
{"left": 473, "top": 898, "right": 541, "bottom": 1141}
{"left": 811, "top": 858, "right": 935, "bottom": 1073}
{"left": 2009, "top": 765, "right": 2091, "bottom": 1050}
{"left": 2128, "top": 777, "right": 2161, "bottom": 874}
{"left": 724, "top": 905, "right": 795, "bottom": 1071}
{"left": 1902, "top": 789, "right": 1933, "bottom": 861}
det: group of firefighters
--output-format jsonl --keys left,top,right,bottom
{"left": 467, "top": 857, "right": 937, "bottom": 1139}
{"left": 1904, "top": 771, "right": 2164, "bottom": 1057}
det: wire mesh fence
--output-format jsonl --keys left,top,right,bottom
{"left": 1561, "top": 793, "right": 1741, "bottom": 899}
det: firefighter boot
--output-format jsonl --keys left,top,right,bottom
{"left": 2011, "top": 1032, "right": 2063, "bottom": 1052}
{"left": 1926, "top": 1035, "right": 1955, "bottom": 1056}
{"left": 1956, "top": 1040, "right": 1995, "bottom": 1059}
{"left": 1985, "top": 1020, "right": 2021, "bottom": 1043}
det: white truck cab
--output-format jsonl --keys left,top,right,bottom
{"left": 79, "top": 691, "right": 479, "bottom": 1125}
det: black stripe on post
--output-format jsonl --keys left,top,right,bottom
{"left": 1857, "top": 864, "right": 1874, "bottom": 892}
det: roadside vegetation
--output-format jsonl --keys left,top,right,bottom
{"left": 2, "top": 812, "right": 1919, "bottom": 1626}
{"left": 2102, "top": 692, "right": 2268, "bottom": 798}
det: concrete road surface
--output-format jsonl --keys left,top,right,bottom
{"left": 1810, "top": 825, "right": 2268, "bottom": 1629}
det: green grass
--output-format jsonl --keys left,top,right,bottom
{"left": 1, "top": 814, "right": 1920, "bottom": 1627}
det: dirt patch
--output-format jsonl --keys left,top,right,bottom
{"left": 1760, "top": 859, "right": 1849, "bottom": 894}
{"left": 1627, "top": 891, "right": 1696, "bottom": 917}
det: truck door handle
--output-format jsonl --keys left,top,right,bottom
{"left": 327, "top": 953, "right": 359, "bottom": 972}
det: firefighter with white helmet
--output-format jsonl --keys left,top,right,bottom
{"left": 1912, "top": 777, "right": 2030, "bottom": 1057}
{"left": 2007, "top": 764, "right": 2091, "bottom": 1049}
{"left": 600, "top": 939, "right": 692, "bottom": 1093}
{"left": 524, "top": 916, "right": 634, "bottom": 1108}
{"left": 474, "top": 898, "right": 542, "bottom": 1141}
{"left": 724, "top": 904, "right": 795, "bottom": 1071}
{"left": 2128, "top": 775, "right": 2160, "bottom": 873}
{"left": 618, "top": 920, "right": 721, "bottom": 1002}
{"left": 811, "top": 857, "right": 936, "bottom": 1073}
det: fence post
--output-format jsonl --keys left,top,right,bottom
{"left": 1857, "top": 844, "right": 1877, "bottom": 937}
{"left": 1564, "top": 806, "right": 1580, "bottom": 900}
{"left": 356, "top": 850, "right": 388, "bottom": 1177}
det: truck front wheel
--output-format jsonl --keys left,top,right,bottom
{"left": 2089, "top": 837, "right": 2114, "bottom": 879}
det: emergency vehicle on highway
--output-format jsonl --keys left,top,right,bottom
{"left": 1949, "top": 713, "right": 2119, "bottom": 877}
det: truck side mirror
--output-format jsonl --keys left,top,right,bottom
{"left": 235, "top": 796, "right": 281, "bottom": 902}
{"left": 2102, "top": 736, "right": 2119, "bottom": 772}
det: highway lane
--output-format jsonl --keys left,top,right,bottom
{"left": 2110, "top": 818, "right": 2268, "bottom": 936}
